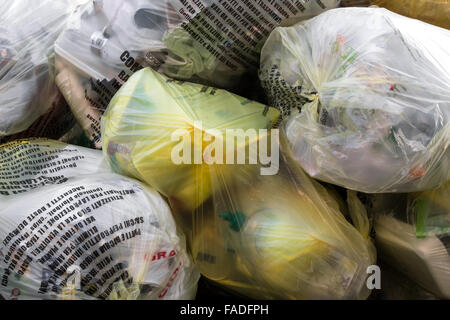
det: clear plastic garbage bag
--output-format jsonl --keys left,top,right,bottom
{"left": 55, "top": 0, "right": 340, "bottom": 148}
{"left": 369, "top": 183, "right": 450, "bottom": 299}
{"left": 340, "top": 0, "right": 371, "bottom": 7}
{"left": 260, "top": 7, "right": 450, "bottom": 193}
{"left": 102, "top": 67, "right": 280, "bottom": 212}
{"left": 0, "top": 0, "right": 87, "bottom": 138}
{"left": 101, "top": 67, "right": 376, "bottom": 299}
{"left": 186, "top": 158, "right": 376, "bottom": 299}
{"left": 0, "top": 138, "right": 199, "bottom": 300}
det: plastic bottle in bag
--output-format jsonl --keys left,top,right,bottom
{"left": 260, "top": 7, "right": 450, "bottom": 193}
{"left": 0, "top": 138, "right": 199, "bottom": 300}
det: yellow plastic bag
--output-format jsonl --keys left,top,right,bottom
{"left": 102, "top": 68, "right": 280, "bottom": 212}
{"left": 342, "top": 0, "right": 450, "bottom": 29}
{"left": 187, "top": 134, "right": 376, "bottom": 299}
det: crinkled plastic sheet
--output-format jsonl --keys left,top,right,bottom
{"left": 0, "top": 138, "right": 199, "bottom": 300}
{"left": 101, "top": 68, "right": 376, "bottom": 299}
{"left": 102, "top": 67, "right": 280, "bottom": 212}
{"left": 0, "top": 0, "right": 87, "bottom": 138}
{"left": 370, "top": 182, "right": 450, "bottom": 299}
{"left": 260, "top": 7, "right": 450, "bottom": 193}
{"left": 54, "top": 0, "right": 340, "bottom": 148}
{"left": 340, "top": 0, "right": 371, "bottom": 6}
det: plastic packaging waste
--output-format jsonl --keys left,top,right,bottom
{"left": 102, "top": 67, "right": 280, "bottom": 212}
{"left": 370, "top": 183, "right": 450, "bottom": 299}
{"left": 55, "top": 0, "right": 340, "bottom": 148}
{"left": 101, "top": 67, "right": 375, "bottom": 299}
{"left": 0, "top": 0, "right": 86, "bottom": 138}
{"left": 343, "top": 0, "right": 450, "bottom": 29}
{"left": 0, "top": 138, "right": 199, "bottom": 300}
{"left": 340, "top": 0, "right": 371, "bottom": 6}
{"left": 260, "top": 7, "right": 450, "bottom": 193}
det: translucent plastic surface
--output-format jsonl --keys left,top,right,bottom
{"left": 0, "top": 0, "right": 86, "bottom": 137}
{"left": 102, "top": 68, "right": 376, "bottom": 299}
{"left": 260, "top": 7, "right": 450, "bottom": 193}
{"left": 0, "top": 139, "right": 199, "bottom": 300}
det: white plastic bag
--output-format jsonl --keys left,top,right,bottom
{"left": 0, "top": 138, "right": 199, "bottom": 300}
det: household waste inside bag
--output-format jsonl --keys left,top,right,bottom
{"left": 343, "top": 0, "right": 450, "bottom": 29}
{"left": 1, "top": 0, "right": 449, "bottom": 302}
{"left": 102, "top": 67, "right": 280, "bottom": 213}
{"left": 0, "top": 139, "right": 199, "bottom": 300}
{"left": 0, "top": 0, "right": 85, "bottom": 139}
{"left": 55, "top": 0, "right": 340, "bottom": 148}
{"left": 260, "top": 7, "right": 450, "bottom": 193}
{"left": 101, "top": 67, "right": 376, "bottom": 299}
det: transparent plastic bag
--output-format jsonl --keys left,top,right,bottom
{"left": 101, "top": 68, "right": 375, "bottom": 299}
{"left": 369, "top": 184, "right": 450, "bottom": 299}
{"left": 340, "top": 0, "right": 371, "bottom": 6}
{"left": 0, "top": 138, "right": 199, "bottom": 300}
{"left": 0, "top": 0, "right": 87, "bottom": 138}
{"left": 408, "top": 181, "right": 450, "bottom": 239}
{"left": 55, "top": 0, "right": 340, "bottom": 148}
{"left": 260, "top": 7, "right": 450, "bottom": 193}
{"left": 342, "top": 1, "right": 450, "bottom": 29}
{"left": 102, "top": 67, "right": 280, "bottom": 212}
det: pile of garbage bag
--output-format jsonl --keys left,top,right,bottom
{"left": 0, "top": 0, "right": 449, "bottom": 301}
{"left": 102, "top": 67, "right": 376, "bottom": 299}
